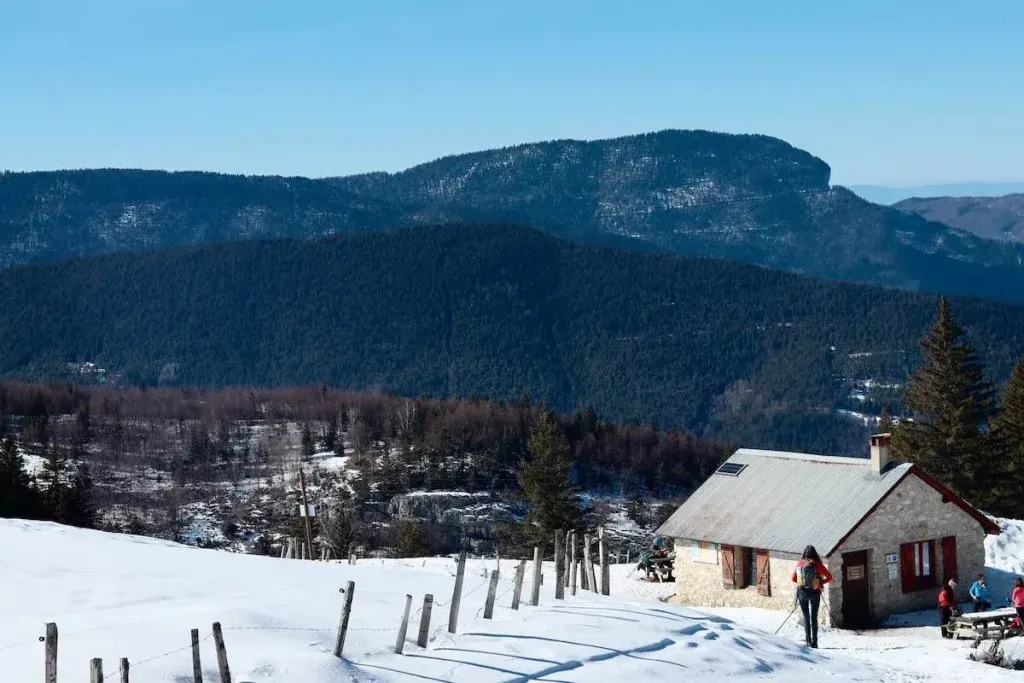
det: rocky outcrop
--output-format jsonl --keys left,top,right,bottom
{"left": 387, "top": 491, "right": 527, "bottom": 551}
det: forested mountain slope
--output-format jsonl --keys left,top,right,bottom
{"left": 4, "top": 223, "right": 1024, "bottom": 454}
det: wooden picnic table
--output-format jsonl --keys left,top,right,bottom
{"left": 949, "top": 606, "right": 1020, "bottom": 643}
{"left": 639, "top": 553, "right": 675, "bottom": 582}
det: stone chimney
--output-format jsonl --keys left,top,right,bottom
{"left": 870, "top": 432, "right": 891, "bottom": 475}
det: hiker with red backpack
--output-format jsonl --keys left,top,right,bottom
{"left": 791, "top": 545, "right": 833, "bottom": 648}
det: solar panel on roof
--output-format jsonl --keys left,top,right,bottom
{"left": 715, "top": 462, "right": 746, "bottom": 476}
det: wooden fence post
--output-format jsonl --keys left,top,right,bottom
{"left": 45, "top": 622, "right": 58, "bottom": 683}
{"left": 191, "top": 628, "right": 203, "bottom": 683}
{"left": 554, "top": 530, "right": 564, "bottom": 600}
{"left": 599, "top": 526, "right": 610, "bottom": 595}
{"left": 334, "top": 581, "right": 355, "bottom": 658}
{"left": 580, "top": 534, "right": 590, "bottom": 591}
{"left": 570, "top": 534, "right": 578, "bottom": 595}
{"left": 417, "top": 595, "right": 433, "bottom": 647}
{"left": 511, "top": 559, "right": 527, "bottom": 610}
{"left": 120, "top": 658, "right": 129, "bottom": 683}
{"left": 212, "top": 622, "right": 232, "bottom": 683}
{"left": 483, "top": 570, "right": 500, "bottom": 619}
{"left": 586, "top": 535, "right": 598, "bottom": 593}
{"left": 563, "top": 530, "right": 571, "bottom": 587}
{"left": 348, "top": 541, "right": 356, "bottom": 565}
{"left": 299, "top": 468, "right": 315, "bottom": 561}
{"left": 395, "top": 594, "right": 413, "bottom": 654}
{"left": 448, "top": 550, "right": 467, "bottom": 633}
{"left": 530, "top": 546, "right": 542, "bottom": 606}
{"left": 90, "top": 658, "right": 103, "bottom": 683}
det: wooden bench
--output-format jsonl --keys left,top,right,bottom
{"left": 639, "top": 554, "right": 675, "bottom": 582}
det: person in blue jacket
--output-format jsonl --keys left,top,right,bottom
{"left": 969, "top": 573, "right": 992, "bottom": 612}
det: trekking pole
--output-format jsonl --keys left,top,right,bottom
{"left": 774, "top": 593, "right": 799, "bottom": 635}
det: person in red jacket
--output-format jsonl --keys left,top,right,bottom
{"left": 938, "top": 578, "right": 959, "bottom": 638}
{"left": 791, "top": 545, "right": 833, "bottom": 648}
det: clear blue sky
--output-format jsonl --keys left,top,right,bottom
{"left": 2, "top": 0, "right": 1021, "bottom": 185}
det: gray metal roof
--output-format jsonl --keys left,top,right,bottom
{"left": 655, "top": 448, "right": 913, "bottom": 556}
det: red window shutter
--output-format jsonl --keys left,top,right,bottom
{"left": 721, "top": 545, "right": 735, "bottom": 589}
{"left": 756, "top": 550, "right": 771, "bottom": 596}
{"left": 941, "top": 536, "right": 958, "bottom": 583}
{"left": 900, "top": 543, "right": 916, "bottom": 593}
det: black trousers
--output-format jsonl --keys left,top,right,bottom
{"left": 973, "top": 599, "right": 991, "bottom": 612}
{"left": 797, "top": 588, "right": 821, "bottom": 646}
{"left": 939, "top": 606, "right": 953, "bottom": 638}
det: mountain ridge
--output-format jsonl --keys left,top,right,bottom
{"left": 5, "top": 129, "right": 1024, "bottom": 306}
{"left": 851, "top": 182, "right": 1024, "bottom": 205}
{"left": 893, "top": 193, "right": 1024, "bottom": 244}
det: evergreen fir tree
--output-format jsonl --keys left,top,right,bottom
{"left": 323, "top": 416, "right": 339, "bottom": 454}
{"left": 877, "top": 406, "right": 894, "bottom": 433}
{"left": 518, "top": 408, "right": 582, "bottom": 542}
{"left": 990, "top": 358, "right": 1024, "bottom": 514}
{"left": 300, "top": 423, "right": 315, "bottom": 460}
{"left": 0, "top": 436, "right": 42, "bottom": 518}
{"left": 63, "top": 464, "right": 96, "bottom": 528}
{"left": 40, "top": 443, "right": 70, "bottom": 521}
{"left": 891, "top": 297, "right": 999, "bottom": 506}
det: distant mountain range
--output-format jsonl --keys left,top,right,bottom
{"left": 4, "top": 130, "right": 1024, "bottom": 306}
{"left": 4, "top": 223, "right": 1024, "bottom": 456}
{"left": 893, "top": 194, "right": 1024, "bottom": 244}
{"left": 850, "top": 182, "right": 1024, "bottom": 205}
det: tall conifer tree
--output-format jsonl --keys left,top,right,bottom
{"left": 991, "top": 358, "right": 1024, "bottom": 514}
{"left": 0, "top": 436, "right": 42, "bottom": 518}
{"left": 518, "top": 408, "right": 582, "bottom": 542}
{"left": 891, "top": 297, "right": 998, "bottom": 506}
{"left": 877, "top": 406, "right": 894, "bottom": 433}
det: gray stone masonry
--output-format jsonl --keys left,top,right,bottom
{"left": 670, "top": 544, "right": 836, "bottom": 625}
{"left": 831, "top": 473, "right": 987, "bottom": 625}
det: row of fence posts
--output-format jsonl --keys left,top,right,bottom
{"left": 279, "top": 537, "right": 358, "bottom": 564}
{"left": 42, "top": 620, "right": 233, "bottom": 683}
{"left": 40, "top": 527, "right": 619, "bottom": 681}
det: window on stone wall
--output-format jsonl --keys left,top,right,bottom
{"left": 900, "top": 539, "right": 937, "bottom": 592}
{"left": 691, "top": 540, "right": 719, "bottom": 564}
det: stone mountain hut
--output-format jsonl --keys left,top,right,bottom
{"left": 655, "top": 433, "right": 1000, "bottom": 628}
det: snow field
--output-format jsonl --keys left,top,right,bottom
{"left": 1, "top": 519, "right": 887, "bottom": 682}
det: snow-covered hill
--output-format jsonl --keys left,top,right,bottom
{"left": 2, "top": 519, "right": 887, "bottom": 682}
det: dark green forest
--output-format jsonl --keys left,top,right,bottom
{"left": 4, "top": 223, "right": 1024, "bottom": 454}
